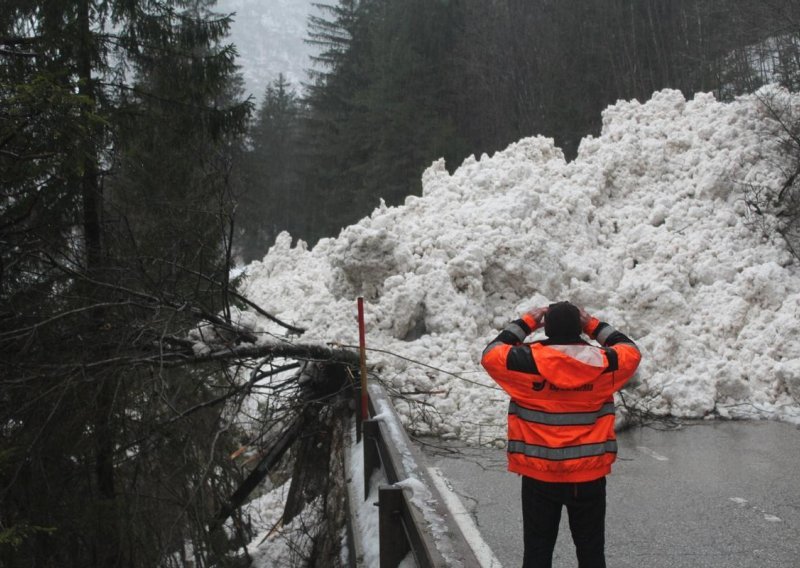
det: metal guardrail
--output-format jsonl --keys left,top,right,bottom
{"left": 345, "top": 383, "right": 482, "bottom": 568}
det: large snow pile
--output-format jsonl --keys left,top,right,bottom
{"left": 239, "top": 87, "right": 800, "bottom": 443}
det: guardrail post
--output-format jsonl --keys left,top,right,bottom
{"left": 355, "top": 384, "right": 363, "bottom": 443}
{"left": 356, "top": 297, "right": 369, "bottom": 441}
{"left": 379, "top": 486, "right": 411, "bottom": 568}
{"left": 350, "top": 384, "right": 483, "bottom": 567}
{"left": 363, "top": 419, "right": 381, "bottom": 499}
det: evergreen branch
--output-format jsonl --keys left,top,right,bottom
{"left": 175, "top": 342, "right": 358, "bottom": 367}
{"left": 10, "top": 341, "right": 358, "bottom": 373}
{"left": 148, "top": 363, "right": 299, "bottom": 429}
{"left": 0, "top": 48, "right": 37, "bottom": 58}
{"left": 0, "top": 149, "right": 57, "bottom": 161}
{"left": 97, "top": 80, "right": 249, "bottom": 115}
{"left": 0, "top": 300, "right": 140, "bottom": 341}
{"left": 152, "top": 259, "right": 306, "bottom": 335}
{"left": 32, "top": 250, "right": 258, "bottom": 345}
{"left": 97, "top": 32, "right": 238, "bottom": 64}
{"left": 0, "top": 36, "right": 43, "bottom": 46}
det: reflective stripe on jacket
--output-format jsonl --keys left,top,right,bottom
{"left": 481, "top": 314, "right": 641, "bottom": 483}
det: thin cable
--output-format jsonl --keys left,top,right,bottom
{"left": 332, "top": 344, "right": 501, "bottom": 391}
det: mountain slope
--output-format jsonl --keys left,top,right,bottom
{"left": 217, "top": 0, "right": 316, "bottom": 98}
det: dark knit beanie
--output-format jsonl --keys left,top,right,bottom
{"left": 544, "top": 301, "right": 581, "bottom": 340}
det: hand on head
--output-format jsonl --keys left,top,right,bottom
{"left": 525, "top": 306, "right": 549, "bottom": 324}
{"left": 526, "top": 303, "right": 593, "bottom": 332}
{"left": 578, "top": 306, "right": 592, "bottom": 328}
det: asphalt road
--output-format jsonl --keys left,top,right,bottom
{"left": 421, "top": 420, "right": 800, "bottom": 568}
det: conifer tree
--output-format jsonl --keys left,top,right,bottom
{"left": 300, "top": 0, "right": 468, "bottom": 242}
{"left": 1, "top": 2, "right": 251, "bottom": 565}
{"left": 239, "top": 74, "right": 304, "bottom": 260}
{"left": 358, "top": 0, "right": 467, "bottom": 203}
{"left": 302, "top": 0, "right": 373, "bottom": 241}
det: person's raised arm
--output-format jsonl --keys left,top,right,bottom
{"left": 580, "top": 307, "right": 641, "bottom": 388}
{"left": 481, "top": 307, "right": 546, "bottom": 397}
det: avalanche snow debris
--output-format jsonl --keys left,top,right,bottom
{"left": 242, "top": 87, "right": 800, "bottom": 441}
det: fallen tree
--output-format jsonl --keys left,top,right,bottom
{"left": 0, "top": 246, "right": 360, "bottom": 567}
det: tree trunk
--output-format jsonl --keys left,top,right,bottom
{"left": 77, "top": 1, "right": 118, "bottom": 565}
{"left": 78, "top": 0, "right": 103, "bottom": 273}
{"left": 282, "top": 400, "right": 351, "bottom": 568}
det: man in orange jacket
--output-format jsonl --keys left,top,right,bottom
{"left": 481, "top": 301, "right": 641, "bottom": 568}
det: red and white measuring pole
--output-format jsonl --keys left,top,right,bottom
{"left": 357, "top": 297, "right": 369, "bottom": 437}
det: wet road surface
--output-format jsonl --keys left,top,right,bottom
{"left": 421, "top": 420, "right": 800, "bottom": 568}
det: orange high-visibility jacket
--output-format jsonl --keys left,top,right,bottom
{"left": 481, "top": 314, "right": 641, "bottom": 483}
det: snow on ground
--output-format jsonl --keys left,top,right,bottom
{"left": 238, "top": 86, "right": 800, "bottom": 445}
{"left": 245, "top": 481, "right": 334, "bottom": 567}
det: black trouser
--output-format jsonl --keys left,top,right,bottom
{"left": 521, "top": 475, "right": 606, "bottom": 568}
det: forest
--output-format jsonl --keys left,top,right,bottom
{"left": 239, "top": 0, "right": 800, "bottom": 256}
{"left": 2, "top": 0, "right": 800, "bottom": 566}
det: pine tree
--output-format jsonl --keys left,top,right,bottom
{"left": 302, "top": 0, "right": 373, "bottom": 242}
{"left": 301, "top": 0, "right": 468, "bottom": 242}
{"left": 239, "top": 74, "right": 304, "bottom": 260}
{"left": 358, "top": 0, "right": 467, "bottom": 204}
{"left": 1, "top": 2, "right": 251, "bottom": 565}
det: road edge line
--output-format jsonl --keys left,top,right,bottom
{"left": 426, "top": 466, "right": 504, "bottom": 568}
